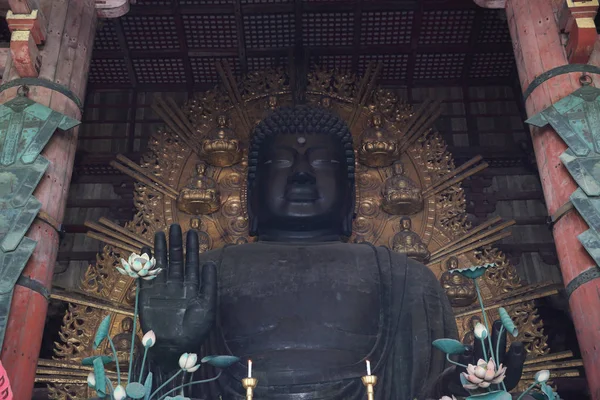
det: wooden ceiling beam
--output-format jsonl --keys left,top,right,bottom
{"left": 233, "top": 0, "right": 248, "bottom": 74}
{"left": 172, "top": 0, "right": 194, "bottom": 98}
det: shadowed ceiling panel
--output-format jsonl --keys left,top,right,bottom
{"left": 414, "top": 53, "right": 467, "bottom": 79}
{"left": 134, "top": 0, "right": 174, "bottom": 5}
{"left": 244, "top": 13, "right": 295, "bottom": 48}
{"left": 242, "top": 0, "right": 291, "bottom": 3}
{"left": 478, "top": 10, "right": 511, "bottom": 43}
{"left": 248, "top": 56, "right": 286, "bottom": 71}
{"left": 89, "top": 59, "right": 131, "bottom": 84}
{"left": 311, "top": 54, "right": 353, "bottom": 71}
{"left": 183, "top": 14, "right": 238, "bottom": 48}
{"left": 359, "top": 54, "right": 410, "bottom": 80}
{"left": 94, "top": 20, "right": 120, "bottom": 51}
{"left": 419, "top": 10, "right": 475, "bottom": 44}
{"left": 122, "top": 15, "right": 179, "bottom": 50}
{"left": 180, "top": 0, "right": 232, "bottom": 4}
{"left": 87, "top": 2, "right": 519, "bottom": 89}
{"left": 361, "top": 11, "right": 413, "bottom": 45}
{"left": 133, "top": 58, "right": 187, "bottom": 84}
{"left": 190, "top": 57, "right": 241, "bottom": 83}
{"left": 469, "top": 52, "right": 515, "bottom": 78}
{"left": 303, "top": 12, "right": 354, "bottom": 46}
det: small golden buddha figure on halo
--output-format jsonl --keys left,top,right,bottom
{"left": 358, "top": 113, "right": 399, "bottom": 168}
{"left": 177, "top": 161, "right": 221, "bottom": 215}
{"left": 110, "top": 317, "right": 142, "bottom": 365}
{"left": 381, "top": 161, "right": 423, "bottom": 215}
{"left": 267, "top": 95, "right": 278, "bottom": 111}
{"left": 200, "top": 114, "right": 243, "bottom": 167}
{"left": 392, "top": 217, "right": 430, "bottom": 263}
{"left": 189, "top": 217, "right": 212, "bottom": 253}
{"left": 440, "top": 256, "right": 477, "bottom": 307}
{"left": 319, "top": 96, "right": 333, "bottom": 110}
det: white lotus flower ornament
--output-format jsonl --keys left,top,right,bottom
{"left": 86, "top": 372, "right": 95, "bottom": 388}
{"left": 179, "top": 352, "right": 200, "bottom": 372}
{"left": 142, "top": 330, "right": 156, "bottom": 348}
{"left": 113, "top": 385, "right": 126, "bottom": 400}
{"left": 117, "top": 252, "right": 162, "bottom": 280}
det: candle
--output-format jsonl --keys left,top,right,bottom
{"left": 248, "top": 359, "right": 252, "bottom": 378}
{"left": 366, "top": 360, "right": 371, "bottom": 376}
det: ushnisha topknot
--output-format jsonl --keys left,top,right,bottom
{"left": 247, "top": 105, "right": 355, "bottom": 186}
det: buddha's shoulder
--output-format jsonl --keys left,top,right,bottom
{"left": 374, "top": 246, "right": 439, "bottom": 282}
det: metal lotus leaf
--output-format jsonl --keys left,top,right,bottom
{"left": 0, "top": 95, "right": 80, "bottom": 166}
{"left": 432, "top": 338, "right": 467, "bottom": 355}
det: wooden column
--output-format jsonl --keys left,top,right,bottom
{"left": 0, "top": 1, "right": 96, "bottom": 399}
{"left": 505, "top": 0, "right": 600, "bottom": 398}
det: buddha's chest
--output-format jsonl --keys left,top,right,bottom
{"left": 217, "top": 243, "right": 382, "bottom": 346}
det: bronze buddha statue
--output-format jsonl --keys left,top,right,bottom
{"left": 139, "top": 106, "right": 525, "bottom": 399}
{"left": 391, "top": 216, "right": 431, "bottom": 263}
{"left": 440, "top": 256, "right": 477, "bottom": 307}
{"left": 381, "top": 161, "right": 423, "bottom": 215}
{"left": 177, "top": 161, "right": 221, "bottom": 215}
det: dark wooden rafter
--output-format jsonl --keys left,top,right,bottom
{"left": 172, "top": 0, "right": 194, "bottom": 98}
{"left": 113, "top": 18, "right": 137, "bottom": 87}
{"left": 233, "top": 0, "right": 248, "bottom": 74}
{"left": 351, "top": 0, "right": 363, "bottom": 73}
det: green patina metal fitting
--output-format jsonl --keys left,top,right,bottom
{"left": 0, "top": 195, "right": 41, "bottom": 252}
{"left": 0, "top": 94, "right": 80, "bottom": 166}
{"left": 526, "top": 84, "right": 600, "bottom": 265}
{"left": 578, "top": 230, "right": 600, "bottom": 266}
{"left": 0, "top": 156, "right": 49, "bottom": 207}
{"left": 0, "top": 237, "right": 36, "bottom": 346}
{"left": 0, "top": 89, "right": 81, "bottom": 349}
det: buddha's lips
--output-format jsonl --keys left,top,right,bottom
{"left": 284, "top": 185, "right": 319, "bottom": 201}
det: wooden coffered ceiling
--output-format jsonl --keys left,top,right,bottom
{"left": 88, "top": 0, "right": 517, "bottom": 91}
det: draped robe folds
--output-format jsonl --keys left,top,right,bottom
{"left": 148, "top": 242, "right": 458, "bottom": 400}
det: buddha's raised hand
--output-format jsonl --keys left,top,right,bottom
{"left": 138, "top": 224, "right": 217, "bottom": 367}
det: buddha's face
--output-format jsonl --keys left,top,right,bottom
{"left": 401, "top": 217, "right": 411, "bottom": 230}
{"left": 253, "top": 133, "right": 350, "bottom": 233}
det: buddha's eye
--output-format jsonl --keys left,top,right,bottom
{"left": 264, "top": 159, "right": 293, "bottom": 167}
{"left": 311, "top": 159, "right": 340, "bottom": 167}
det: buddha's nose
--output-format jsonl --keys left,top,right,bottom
{"left": 288, "top": 171, "right": 316, "bottom": 185}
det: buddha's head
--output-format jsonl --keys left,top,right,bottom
{"left": 400, "top": 216, "right": 412, "bottom": 231}
{"left": 247, "top": 105, "right": 355, "bottom": 240}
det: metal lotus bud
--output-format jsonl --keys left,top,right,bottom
{"left": 474, "top": 322, "right": 488, "bottom": 340}
{"left": 113, "top": 385, "right": 126, "bottom": 400}
{"left": 142, "top": 330, "right": 156, "bottom": 348}
{"left": 86, "top": 372, "right": 95, "bottom": 388}
{"left": 179, "top": 353, "right": 199, "bottom": 371}
{"left": 535, "top": 369, "right": 550, "bottom": 383}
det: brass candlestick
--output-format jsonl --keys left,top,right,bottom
{"left": 361, "top": 375, "right": 377, "bottom": 400}
{"left": 242, "top": 377, "right": 258, "bottom": 400}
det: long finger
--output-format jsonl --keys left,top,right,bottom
{"left": 169, "top": 224, "right": 184, "bottom": 281}
{"left": 152, "top": 231, "right": 168, "bottom": 285}
{"left": 200, "top": 262, "right": 217, "bottom": 308}
{"left": 185, "top": 230, "right": 200, "bottom": 286}
{"left": 491, "top": 320, "right": 506, "bottom": 364}
{"left": 473, "top": 331, "right": 484, "bottom": 361}
{"left": 140, "top": 246, "right": 152, "bottom": 258}
{"left": 503, "top": 342, "right": 526, "bottom": 391}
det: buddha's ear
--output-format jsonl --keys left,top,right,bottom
{"left": 247, "top": 184, "right": 259, "bottom": 237}
{"left": 341, "top": 184, "right": 356, "bottom": 237}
